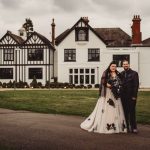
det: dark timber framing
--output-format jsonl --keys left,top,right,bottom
{"left": 0, "top": 31, "right": 55, "bottom": 84}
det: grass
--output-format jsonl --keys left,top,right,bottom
{"left": 0, "top": 90, "right": 149, "bottom": 124}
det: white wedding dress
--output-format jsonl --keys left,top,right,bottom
{"left": 80, "top": 88, "right": 127, "bottom": 134}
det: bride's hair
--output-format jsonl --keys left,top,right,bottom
{"left": 106, "top": 60, "right": 117, "bottom": 74}
{"left": 100, "top": 61, "right": 121, "bottom": 97}
{"left": 102, "top": 61, "right": 119, "bottom": 85}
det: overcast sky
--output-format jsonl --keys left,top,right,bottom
{"left": 0, "top": 0, "right": 150, "bottom": 41}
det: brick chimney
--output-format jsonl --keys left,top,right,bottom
{"left": 82, "top": 17, "right": 89, "bottom": 24}
{"left": 51, "top": 18, "right": 55, "bottom": 46}
{"left": 131, "top": 15, "right": 142, "bottom": 45}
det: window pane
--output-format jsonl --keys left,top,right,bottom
{"left": 29, "top": 68, "right": 43, "bottom": 79}
{"left": 80, "top": 75, "right": 84, "bottom": 84}
{"left": 28, "top": 49, "right": 43, "bottom": 61}
{"left": 78, "top": 30, "right": 86, "bottom": 41}
{"left": 85, "top": 69, "right": 89, "bottom": 73}
{"left": 74, "top": 69, "right": 78, "bottom": 74}
{"left": 88, "top": 49, "right": 100, "bottom": 61}
{"left": 91, "top": 75, "right": 95, "bottom": 84}
{"left": 74, "top": 75, "right": 78, "bottom": 84}
{"left": 75, "top": 28, "right": 88, "bottom": 41}
{"left": 4, "top": 49, "right": 14, "bottom": 61}
{"left": 80, "top": 69, "right": 84, "bottom": 73}
{"left": 113, "top": 55, "right": 130, "bottom": 67}
{"left": 0, "top": 68, "right": 13, "bottom": 79}
{"left": 69, "top": 69, "right": 73, "bottom": 74}
{"left": 91, "top": 69, "right": 95, "bottom": 74}
{"left": 69, "top": 75, "right": 73, "bottom": 84}
{"left": 85, "top": 75, "right": 89, "bottom": 84}
{"left": 64, "top": 49, "right": 76, "bottom": 62}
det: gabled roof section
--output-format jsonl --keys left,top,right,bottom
{"left": 55, "top": 17, "right": 107, "bottom": 46}
{"left": 142, "top": 38, "right": 150, "bottom": 46}
{"left": 0, "top": 30, "right": 24, "bottom": 45}
{"left": 10, "top": 32, "right": 24, "bottom": 44}
{"left": 55, "top": 29, "right": 70, "bottom": 45}
{"left": 23, "top": 31, "right": 55, "bottom": 50}
{"left": 55, "top": 18, "right": 132, "bottom": 47}
{"left": 94, "top": 28, "right": 132, "bottom": 47}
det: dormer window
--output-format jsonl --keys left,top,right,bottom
{"left": 75, "top": 27, "right": 89, "bottom": 41}
{"left": 78, "top": 30, "right": 86, "bottom": 41}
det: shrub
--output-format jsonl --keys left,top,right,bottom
{"left": 53, "top": 77, "right": 57, "bottom": 83}
{"left": 24, "top": 82, "right": 29, "bottom": 88}
{"left": 18, "top": 80, "right": 24, "bottom": 88}
{"left": 87, "top": 84, "right": 92, "bottom": 89}
{"left": 45, "top": 81, "right": 50, "bottom": 88}
{"left": 75, "top": 85, "right": 83, "bottom": 89}
{"left": 0, "top": 81, "right": 2, "bottom": 88}
{"left": 2, "top": 82, "right": 7, "bottom": 88}
{"left": 6, "top": 80, "right": 13, "bottom": 88}
{"left": 37, "top": 82, "right": 42, "bottom": 88}
{"left": 95, "top": 84, "right": 100, "bottom": 88}
{"left": 68, "top": 84, "right": 74, "bottom": 89}
{"left": 83, "top": 86, "right": 87, "bottom": 89}
{"left": 30, "top": 76, "right": 38, "bottom": 88}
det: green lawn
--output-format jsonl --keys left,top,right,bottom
{"left": 0, "top": 90, "right": 149, "bottom": 124}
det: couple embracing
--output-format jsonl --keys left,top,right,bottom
{"left": 80, "top": 60, "right": 139, "bottom": 134}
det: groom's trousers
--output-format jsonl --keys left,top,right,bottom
{"left": 121, "top": 96, "right": 137, "bottom": 131}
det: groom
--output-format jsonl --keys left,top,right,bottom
{"left": 121, "top": 60, "right": 139, "bottom": 133}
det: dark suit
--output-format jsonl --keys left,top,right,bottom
{"left": 121, "top": 69, "right": 139, "bottom": 131}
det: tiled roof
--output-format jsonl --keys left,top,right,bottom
{"left": 93, "top": 28, "right": 132, "bottom": 47}
{"left": 55, "top": 26, "right": 132, "bottom": 47}
{"left": 55, "top": 17, "right": 133, "bottom": 47}
{"left": 8, "top": 31, "right": 24, "bottom": 44}
{"left": 23, "top": 31, "right": 55, "bottom": 50}
{"left": 142, "top": 38, "right": 150, "bottom": 46}
{"left": 55, "top": 29, "right": 70, "bottom": 45}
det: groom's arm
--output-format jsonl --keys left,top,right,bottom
{"left": 132, "top": 72, "right": 139, "bottom": 99}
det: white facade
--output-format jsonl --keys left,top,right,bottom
{"left": 56, "top": 19, "right": 150, "bottom": 88}
{"left": 57, "top": 29, "right": 106, "bottom": 85}
{"left": 137, "top": 47, "right": 150, "bottom": 88}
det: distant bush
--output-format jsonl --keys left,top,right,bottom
{"left": 2, "top": 82, "right": 7, "bottom": 88}
{"left": 95, "top": 84, "right": 100, "bottom": 88}
{"left": 6, "top": 80, "right": 13, "bottom": 88}
{"left": 45, "top": 81, "right": 75, "bottom": 89}
{"left": 87, "top": 84, "right": 92, "bottom": 89}
{"left": 37, "top": 82, "right": 42, "bottom": 88}
{"left": 0, "top": 80, "right": 96, "bottom": 89}
{"left": 0, "top": 82, "right": 2, "bottom": 88}
{"left": 30, "top": 76, "right": 38, "bottom": 88}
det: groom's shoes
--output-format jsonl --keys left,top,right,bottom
{"left": 127, "top": 129, "right": 131, "bottom": 133}
{"left": 132, "top": 129, "right": 138, "bottom": 134}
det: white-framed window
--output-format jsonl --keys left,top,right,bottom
{"left": 75, "top": 27, "right": 89, "bottom": 41}
{"left": 28, "top": 49, "right": 43, "bottom": 61}
{"left": 113, "top": 54, "right": 130, "bottom": 67}
{"left": 29, "top": 68, "right": 43, "bottom": 79}
{"left": 64, "top": 49, "right": 76, "bottom": 62}
{"left": 0, "top": 68, "right": 13, "bottom": 79}
{"left": 69, "top": 68, "right": 95, "bottom": 85}
{"left": 88, "top": 49, "right": 100, "bottom": 61}
{"left": 4, "top": 49, "right": 14, "bottom": 61}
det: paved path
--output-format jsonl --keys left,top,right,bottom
{"left": 0, "top": 108, "right": 150, "bottom": 150}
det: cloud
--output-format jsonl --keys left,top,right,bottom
{"left": 53, "top": 0, "right": 93, "bottom": 12}
{"left": 0, "top": 0, "right": 23, "bottom": 8}
{"left": 0, "top": 0, "right": 149, "bottom": 40}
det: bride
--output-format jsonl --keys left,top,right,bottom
{"left": 80, "top": 61, "right": 127, "bottom": 134}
